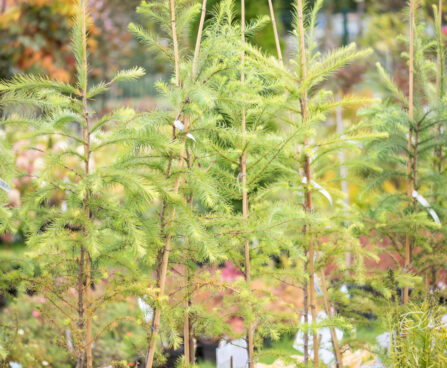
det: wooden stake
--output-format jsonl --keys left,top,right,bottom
{"left": 80, "top": 1, "right": 93, "bottom": 366}
{"left": 192, "top": 0, "right": 207, "bottom": 78}
{"left": 183, "top": 269, "right": 190, "bottom": 363}
{"left": 170, "top": 0, "right": 180, "bottom": 87}
{"left": 268, "top": 0, "right": 283, "bottom": 65}
{"left": 297, "top": 0, "right": 319, "bottom": 365}
{"left": 435, "top": 0, "right": 444, "bottom": 183}
{"left": 432, "top": 0, "right": 443, "bottom": 292}
{"left": 241, "top": 1, "right": 255, "bottom": 367}
{"left": 404, "top": 0, "right": 416, "bottom": 306}
{"left": 436, "top": 0, "right": 443, "bottom": 102}
{"left": 303, "top": 282, "right": 309, "bottom": 363}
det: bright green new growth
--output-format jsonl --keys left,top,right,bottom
{"left": 0, "top": 1, "right": 151, "bottom": 366}
{"left": 361, "top": 3, "right": 447, "bottom": 299}
{"left": 2, "top": 1, "right": 447, "bottom": 367}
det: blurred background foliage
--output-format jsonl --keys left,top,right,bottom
{"left": 0, "top": 0, "right": 426, "bottom": 89}
{"left": 1, "top": 0, "right": 442, "bottom": 105}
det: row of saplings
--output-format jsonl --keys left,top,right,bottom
{"left": 0, "top": 0, "right": 446, "bottom": 367}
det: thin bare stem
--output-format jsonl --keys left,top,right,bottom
{"left": 404, "top": 0, "right": 416, "bottom": 306}
{"left": 185, "top": 1, "right": 207, "bottom": 362}
{"left": 268, "top": 0, "right": 283, "bottom": 65}
{"left": 297, "top": 0, "right": 319, "bottom": 365}
{"left": 145, "top": 1, "right": 183, "bottom": 367}
{"left": 241, "top": 1, "right": 254, "bottom": 367}
{"left": 317, "top": 255, "right": 343, "bottom": 368}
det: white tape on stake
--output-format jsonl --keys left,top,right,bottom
{"left": 174, "top": 120, "right": 197, "bottom": 142}
{"left": 137, "top": 296, "right": 153, "bottom": 322}
{"left": 174, "top": 120, "right": 184, "bottom": 130}
{"left": 412, "top": 190, "right": 441, "bottom": 224}
{"left": 302, "top": 177, "right": 333, "bottom": 206}
{"left": 0, "top": 177, "right": 10, "bottom": 192}
{"left": 314, "top": 274, "right": 323, "bottom": 295}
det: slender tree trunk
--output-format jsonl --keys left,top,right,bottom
{"left": 241, "top": 1, "right": 255, "bottom": 367}
{"left": 303, "top": 280, "right": 309, "bottom": 364}
{"left": 145, "top": 164, "right": 187, "bottom": 368}
{"left": 267, "top": 0, "right": 283, "bottom": 65}
{"left": 183, "top": 261, "right": 195, "bottom": 364}
{"left": 297, "top": 0, "right": 319, "bottom": 365}
{"left": 318, "top": 255, "right": 343, "bottom": 368}
{"left": 404, "top": 0, "right": 415, "bottom": 306}
{"left": 145, "top": 2, "right": 182, "bottom": 367}
{"left": 85, "top": 255, "right": 92, "bottom": 368}
{"left": 76, "top": 246, "right": 86, "bottom": 368}
{"left": 183, "top": 1, "right": 207, "bottom": 362}
{"left": 267, "top": 4, "right": 313, "bottom": 363}
{"left": 183, "top": 280, "right": 190, "bottom": 364}
{"left": 336, "top": 97, "right": 351, "bottom": 267}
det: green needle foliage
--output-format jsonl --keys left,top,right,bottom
{"left": 361, "top": 3, "right": 447, "bottom": 302}
{"left": 242, "top": 0, "right": 379, "bottom": 361}
{"left": 384, "top": 299, "right": 447, "bottom": 367}
{"left": 0, "top": 142, "right": 13, "bottom": 234}
{"left": 128, "top": 0, "right": 251, "bottom": 365}
{"left": 2, "top": 0, "right": 447, "bottom": 367}
{"left": 0, "top": 1, "right": 152, "bottom": 367}
{"left": 130, "top": 0, "right": 301, "bottom": 364}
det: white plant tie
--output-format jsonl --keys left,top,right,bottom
{"left": 236, "top": 172, "right": 244, "bottom": 193}
{"left": 412, "top": 190, "right": 441, "bottom": 224}
{"left": 302, "top": 177, "right": 333, "bottom": 206}
{"left": 173, "top": 120, "right": 196, "bottom": 143}
{"left": 137, "top": 296, "right": 153, "bottom": 322}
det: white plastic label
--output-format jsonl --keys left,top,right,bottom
{"left": 216, "top": 339, "right": 248, "bottom": 368}
{"left": 0, "top": 178, "right": 10, "bottom": 192}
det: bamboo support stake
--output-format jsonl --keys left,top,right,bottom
{"left": 170, "top": 0, "right": 180, "bottom": 87}
{"left": 435, "top": 0, "right": 444, "bottom": 184}
{"left": 145, "top": 2, "right": 183, "bottom": 367}
{"left": 431, "top": 0, "right": 443, "bottom": 291}
{"left": 436, "top": 0, "right": 443, "bottom": 103}
{"left": 267, "top": 0, "right": 283, "bottom": 65}
{"left": 79, "top": 1, "right": 93, "bottom": 366}
{"left": 241, "top": 1, "right": 255, "bottom": 367}
{"left": 192, "top": 0, "right": 207, "bottom": 78}
{"left": 404, "top": 0, "right": 416, "bottom": 306}
{"left": 297, "top": 0, "right": 319, "bottom": 365}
